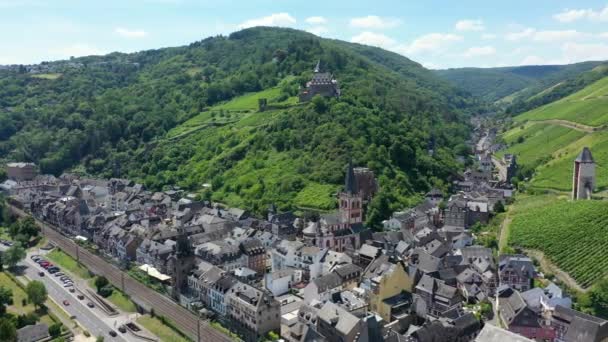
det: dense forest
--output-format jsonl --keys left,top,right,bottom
{"left": 0, "top": 27, "right": 479, "bottom": 224}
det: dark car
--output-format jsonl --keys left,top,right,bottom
{"left": 118, "top": 325, "right": 127, "bottom": 334}
{"left": 109, "top": 330, "right": 117, "bottom": 337}
{"left": 77, "top": 294, "right": 84, "bottom": 300}
{"left": 87, "top": 302, "right": 94, "bottom": 308}
{"left": 38, "top": 272, "right": 45, "bottom": 277}
{"left": 48, "top": 269, "right": 58, "bottom": 274}
{"left": 69, "top": 288, "right": 75, "bottom": 293}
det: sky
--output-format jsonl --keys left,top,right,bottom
{"left": 2, "top": 0, "right": 608, "bottom": 69}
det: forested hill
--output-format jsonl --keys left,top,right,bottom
{"left": 0, "top": 27, "right": 476, "bottom": 223}
{"left": 434, "top": 61, "right": 604, "bottom": 104}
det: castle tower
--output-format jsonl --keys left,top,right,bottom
{"left": 572, "top": 147, "right": 595, "bottom": 200}
{"left": 339, "top": 160, "right": 363, "bottom": 225}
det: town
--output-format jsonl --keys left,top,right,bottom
{"left": 1, "top": 111, "right": 605, "bottom": 342}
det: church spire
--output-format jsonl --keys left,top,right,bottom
{"left": 345, "top": 159, "right": 356, "bottom": 194}
{"left": 314, "top": 60, "right": 321, "bottom": 73}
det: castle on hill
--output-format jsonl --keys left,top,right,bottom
{"left": 572, "top": 147, "right": 595, "bottom": 200}
{"left": 298, "top": 60, "right": 341, "bottom": 102}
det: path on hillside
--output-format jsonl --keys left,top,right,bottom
{"left": 523, "top": 249, "right": 588, "bottom": 293}
{"left": 526, "top": 119, "right": 604, "bottom": 133}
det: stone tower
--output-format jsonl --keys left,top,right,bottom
{"left": 572, "top": 147, "right": 595, "bottom": 200}
{"left": 339, "top": 160, "right": 363, "bottom": 225}
{"left": 170, "top": 227, "right": 195, "bottom": 300}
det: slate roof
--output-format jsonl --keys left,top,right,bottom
{"left": 318, "top": 302, "right": 360, "bottom": 336}
{"left": 475, "top": 323, "right": 533, "bottom": 342}
{"left": 576, "top": 147, "right": 594, "bottom": 163}
{"left": 554, "top": 305, "right": 608, "bottom": 342}
{"left": 17, "top": 324, "right": 49, "bottom": 342}
{"left": 313, "top": 273, "right": 342, "bottom": 293}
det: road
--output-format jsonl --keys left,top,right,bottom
{"left": 9, "top": 205, "right": 233, "bottom": 342}
{"left": 21, "top": 252, "right": 133, "bottom": 341}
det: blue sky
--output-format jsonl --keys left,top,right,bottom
{"left": 2, "top": 0, "right": 608, "bottom": 68}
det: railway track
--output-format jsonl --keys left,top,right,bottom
{"left": 9, "top": 205, "right": 234, "bottom": 342}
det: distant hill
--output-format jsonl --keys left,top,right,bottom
{"left": 0, "top": 27, "right": 476, "bottom": 221}
{"left": 500, "top": 75, "right": 608, "bottom": 192}
{"left": 435, "top": 61, "right": 604, "bottom": 104}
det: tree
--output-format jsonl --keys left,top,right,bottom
{"left": 493, "top": 201, "right": 505, "bottom": 213}
{"left": 311, "top": 95, "right": 327, "bottom": 113}
{"left": 48, "top": 323, "right": 62, "bottom": 338}
{"left": 94, "top": 276, "right": 109, "bottom": 292}
{"left": 3, "top": 244, "right": 25, "bottom": 269}
{"left": 0, "top": 286, "right": 13, "bottom": 315}
{"left": 96, "top": 336, "right": 105, "bottom": 342}
{"left": 0, "top": 319, "right": 16, "bottom": 342}
{"left": 25, "top": 281, "right": 47, "bottom": 309}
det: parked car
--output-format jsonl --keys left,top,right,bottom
{"left": 54, "top": 272, "right": 64, "bottom": 277}
{"left": 77, "top": 295, "right": 84, "bottom": 300}
{"left": 62, "top": 300, "right": 69, "bottom": 306}
{"left": 31, "top": 255, "right": 40, "bottom": 260}
{"left": 69, "top": 288, "right": 75, "bottom": 293}
{"left": 109, "top": 331, "right": 117, "bottom": 337}
{"left": 60, "top": 276, "right": 69, "bottom": 281}
{"left": 48, "top": 266, "right": 59, "bottom": 272}
{"left": 48, "top": 269, "right": 58, "bottom": 274}
{"left": 87, "top": 302, "right": 94, "bottom": 308}
{"left": 38, "top": 272, "right": 44, "bottom": 277}
{"left": 64, "top": 284, "right": 73, "bottom": 288}
{"left": 118, "top": 326, "right": 127, "bottom": 334}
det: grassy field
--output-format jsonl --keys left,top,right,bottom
{"left": 499, "top": 123, "right": 585, "bottom": 167}
{"left": 0, "top": 272, "right": 35, "bottom": 314}
{"left": 46, "top": 249, "right": 92, "bottom": 279}
{"left": 106, "top": 289, "right": 136, "bottom": 312}
{"left": 30, "top": 73, "right": 62, "bottom": 80}
{"left": 137, "top": 315, "right": 190, "bottom": 342}
{"left": 509, "top": 198, "right": 608, "bottom": 288}
{"left": 531, "top": 131, "right": 608, "bottom": 191}
{"left": 516, "top": 76, "right": 608, "bottom": 127}
{"left": 294, "top": 182, "right": 339, "bottom": 210}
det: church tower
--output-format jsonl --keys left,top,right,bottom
{"left": 572, "top": 147, "right": 595, "bottom": 200}
{"left": 339, "top": 160, "right": 363, "bottom": 225}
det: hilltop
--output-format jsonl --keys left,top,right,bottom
{"left": 435, "top": 61, "right": 604, "bottom": 104}
{"left": 0, "top": 27, "right": 476, "bottom": 220}
{"left": 499, "top": 75, "right": 608, "bottom": 192}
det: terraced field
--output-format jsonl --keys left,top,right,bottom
{"left": 500, "top": 122, "right": 585, "bottom": 167}
{"left": 509, "top": 198, "right": 608, "bottom": 288}
{"left": 516, "top": 76, "right": 608, "bottom": 127}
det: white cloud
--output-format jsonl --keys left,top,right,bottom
{"left": 462, "top": 46, "right": 496, "bottom": 58}
{"left": 307, "top": 26, "right": 329, "bottom": 36}
{"left": 305, "top": 16, "right": 327, "bottom": 25}
{"left": 351, "top": 31, "right": 396, "bottom": 48}
{"left": 520, "top": 55, "right": 546, "bottom": 65}
{"left": 481, "top": 33, "right": 496, "bottom": 40}
{"left": 562, "top": 42, "right": 608, "bottom": 62}
{"left": 533, "top": 30, "right": 585, "bottom": 42}
{"left": 349, "top": 15, "right": 401, "bottom": 29}
{"left": 114, "top": 27, "right": 147, "bottom": 38}
{"left": 553, "top": 5, "right": 608, "bottom": 23}
{"left": 505, "top": 28, "right": 536, "bottom": 41}
{"left": 397, "top": 33, "right": 462, "bottom": 55}
{"left": 238, "top": 13, "right": 296, "bottom": 29}
{"left": 455, "top": 19, "right": 485, "bottom": 32}
{"left": 505, "top": 28, "right": 586, "bottom": 42}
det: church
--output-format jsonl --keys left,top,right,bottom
{"left": 298, "top": 60, "right": 341, "bottom": 102}
{"left": 302, "top": 161, "right": 372, "bottom": 252}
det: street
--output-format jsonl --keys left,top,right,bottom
{"left": 21, "top": 250, "right": 141, "bottom": 341}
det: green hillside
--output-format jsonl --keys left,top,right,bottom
{"left": 435, "top": 61, "right": 603, "bottom": 103}
{"left": 0, "top": 27, "right": 475, "bottom": 220}
{"left": 515, "top": 76, "right": 608, "bottom": 127}
{"left": 509, "top": 197, "right": 608, "bottom": 288}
